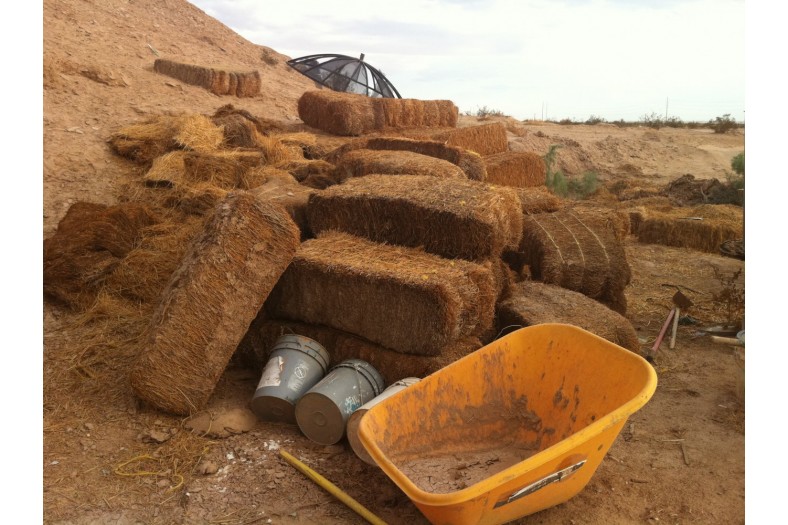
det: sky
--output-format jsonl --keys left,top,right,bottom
{"left": 188, "top": 0, "right": 745, "bottom": 123}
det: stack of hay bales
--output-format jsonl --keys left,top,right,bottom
{"left": 483, "top": 151, "right": 546, "bottom": 188}
{"left": 632, "top": 203, "right": 743, "bottom": 253}
{"left": 265, "top": 232, "right": 497, "bottom": 356}
{"left": 153, "top": 59, "right": 261, "bottom": 97}
{"left": 130, "top": 192, "right": 301, "bottom": 415}
{"left": 516, "top": 207, "right": 631, "bottom": 314}
{"left": 497, "top": 281, "right": 640, "bottom": 352}
{"left": 297, "top": 90, "right": 458, "bottom": 136}
{"left": 307, "top": 175, "right": 522, "bottom": 261}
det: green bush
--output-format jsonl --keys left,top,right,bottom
{"left": 731, "top": 152, "right": 745, "bottom": 176}
{"left": 466, "top": 106, "right": 505, "bottom": 118}
{"left": 567, "top": 171, "right": 599, "bottom": 198}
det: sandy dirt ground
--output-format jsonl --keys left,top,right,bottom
{"left": 42, "top": 1, "right": 745, "bottom": 523}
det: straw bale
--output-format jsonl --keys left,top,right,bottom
{"left": 518, "top": 208, "right": 631, "bottom": 314}
{"left": 181, "top": 150, "right": 265, "bottom": 189}
{"left": 102, "top": 217, "right": 206, "bottom": 304}
{"left": 264, "top": 232, "right": 497, "bottom": 355}
{"left": 249, "top": 169, "right": 316, "bottom": 239}
{"left": 297, "top": 90, "right": 458, "bottom": 136}
{"left": 307, "top": 175, "right": 523, "bottom": 261}
{"left": 510, "top": 186, "right": 563, "bottom": 215}
{"left": 431, "top": 123, "right": 509, "bottom": 156}
{"left": 109, "top": 114, "right": 222, "bottom": 164}
{"left": 326, "top": 137, "right": 487, "bottom": 181}
{"left": 334, "top": 149, "right": 466, "bottom": 180}
{"left": 635, "top": 203, "right": 743, "bottom": 253}
{"left": 164, "top": 183, "right": 229, "bottom": 216}
{"left": 483, "top": 151, "right": 546, "bottom": 188}
{"left": 130, "top": 192, "right": 301, "bottom": 415}
{"left": 569, "top": 203, "right": 631, "bottom": 241}
{"left": 274, "top": 158, "right": 336, "bottom": 183}
{"left": 144, "top": 151, "right": 186, "bottom": 187}
{"left": 366, "top": 137, "right": 486, "bottom": 181}
{"left": 497, "top": 281, "right": 640, "bottom": 352}
{"left": 252, "top": 320, "right": 482, "bottom": 385}
{"left": 153, "top": 59, "right": 261, "bottom": 97}
{"left": 44, "top": 202, "right": 159, "bottom": 309}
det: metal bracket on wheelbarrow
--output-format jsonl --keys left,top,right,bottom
{"left": 493, "top": 459, "right": 587, "bottom": 508}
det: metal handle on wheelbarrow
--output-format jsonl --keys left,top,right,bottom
{"left": 493, "top": 459, "right": 587, "bottom": 509}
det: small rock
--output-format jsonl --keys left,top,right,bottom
{"left": 83, "top": 423, "right": 95, "bottom": 431}
{"left": 196, "top": 461, "right": 218, "bottom": 476}
{"left": 142, "top": 429, "right": 171, "bottom": 444}
{"left": 157, "top": 479, "right": 170, "bottom": 488}
{"left": 274, "top": 472, "right": 286, "bottom": 479}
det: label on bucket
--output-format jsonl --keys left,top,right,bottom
{"left": 286, "top": 362, "right": 309, "bottom": 393}
{"left": 257, "top": 356, "right": 284, "bottom": 389}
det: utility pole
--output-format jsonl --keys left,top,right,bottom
{"left": 665, "top": 97, "right": 669, "bottom": 120}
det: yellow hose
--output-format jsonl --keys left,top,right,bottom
{"left": 279, "top": 449, "right": 388, "bottom": 525}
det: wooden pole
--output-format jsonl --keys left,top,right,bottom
{"left": 669, "top": 307, "right": 680, "bottom": 349}
{"left": 651, "top": 308, "right": 676, "bottom": 357}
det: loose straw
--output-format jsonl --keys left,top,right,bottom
{"left": 279, "top": 449, "right": 388, "bottom": 525}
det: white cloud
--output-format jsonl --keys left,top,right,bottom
{"left": 189, "top": 0, "right": 744, "bottom": 121}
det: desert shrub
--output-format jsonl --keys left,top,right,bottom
{"left": 585, "top": 115, "right": 605, "bottom": 125}
{"left": 468, "top": 106, "right": 505, "bottom": 118}
{"left": 664, "top": 116, "right": 684, "bottom": 128}
{"left": 731, "top": 152, "right": 745, "bottom": 176}
{"left": 641, "top": 112, "right": 663, "bottom": 130}
{"left": 567, "top": 171, "right": 599, "bottom": 198}
{"left": 546, "top": 169, "right": 568, "bottom": 197}
{"left": 710, "top": 114, "right": 738, "bottom": 134}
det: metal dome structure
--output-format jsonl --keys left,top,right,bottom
{"left": 287, "top": 53, "right": 402, "bottom": 98}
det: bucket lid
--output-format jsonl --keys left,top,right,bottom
{"left": 271, "top": 334, "right": 330, "bottom": 373}
{"left": 332, "top": 359, "right": 385, "bottom": 396}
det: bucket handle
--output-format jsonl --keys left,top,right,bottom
{"left": 493, "top": 459, "right": 586, "bottom": 509}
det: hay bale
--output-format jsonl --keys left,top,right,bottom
{"left": 153, "top": 59, "right": 261, "bottom": 97}
{"left": 635, "top": 204, "right": 743, "bottom": 253}
{"left": 334, "top": 149, "right": 466, "bottom": 180}
{"left": 108, "top": 114, "right": 223, "bottom": 164}
{"left": 326, "top": 137, "right": 487, "bottom": 181}
{"left": 44, "top": 202, "right": 159, "bottom": 309}
{"left": 297, "top": 90, "right": 458, "bottom": 136}
{"left": 265, "top": 232, "right": 497, "bottom": 355}
{"left": 431, "top": 123, "right": 509, "bottom": 156}
{"left": 569, "top": 203, "right": 631, "bottom": 241}
{"left": 144, "top": 151, "right": 187, "bottom": 187}
{"left": 307, "top": 175, "right": 523, "bottom": 261}
{"left": 102, "top": 217, "right": 206, "bottom": 304}
{"left": 249, "top": 169, "right": 315, "bottom": 239}
{"left": 181, "top": 150, "right": 265, "bottom": 189}
{"left": 252, "top": 320, "right": 481, "bottom": 385}
{"left": 130, "top": 192, "right": 301, "bottom": 415}
{"left": 483, "top": 151, "right": 546, "bottom": 188}
{"left": 510, "top": 187, "right": 563, "bottom": 215}
{"left": 518, "top": 208, "right": 631, "bottom": 314}
{"left": 497, "top": 281, "right": 640, "bottom": 352}
{"left": 164, "top": 183, "right": 229, "bottom": 216}
{"left": 274, "top": 159, "right": 337, "bottom": 183}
